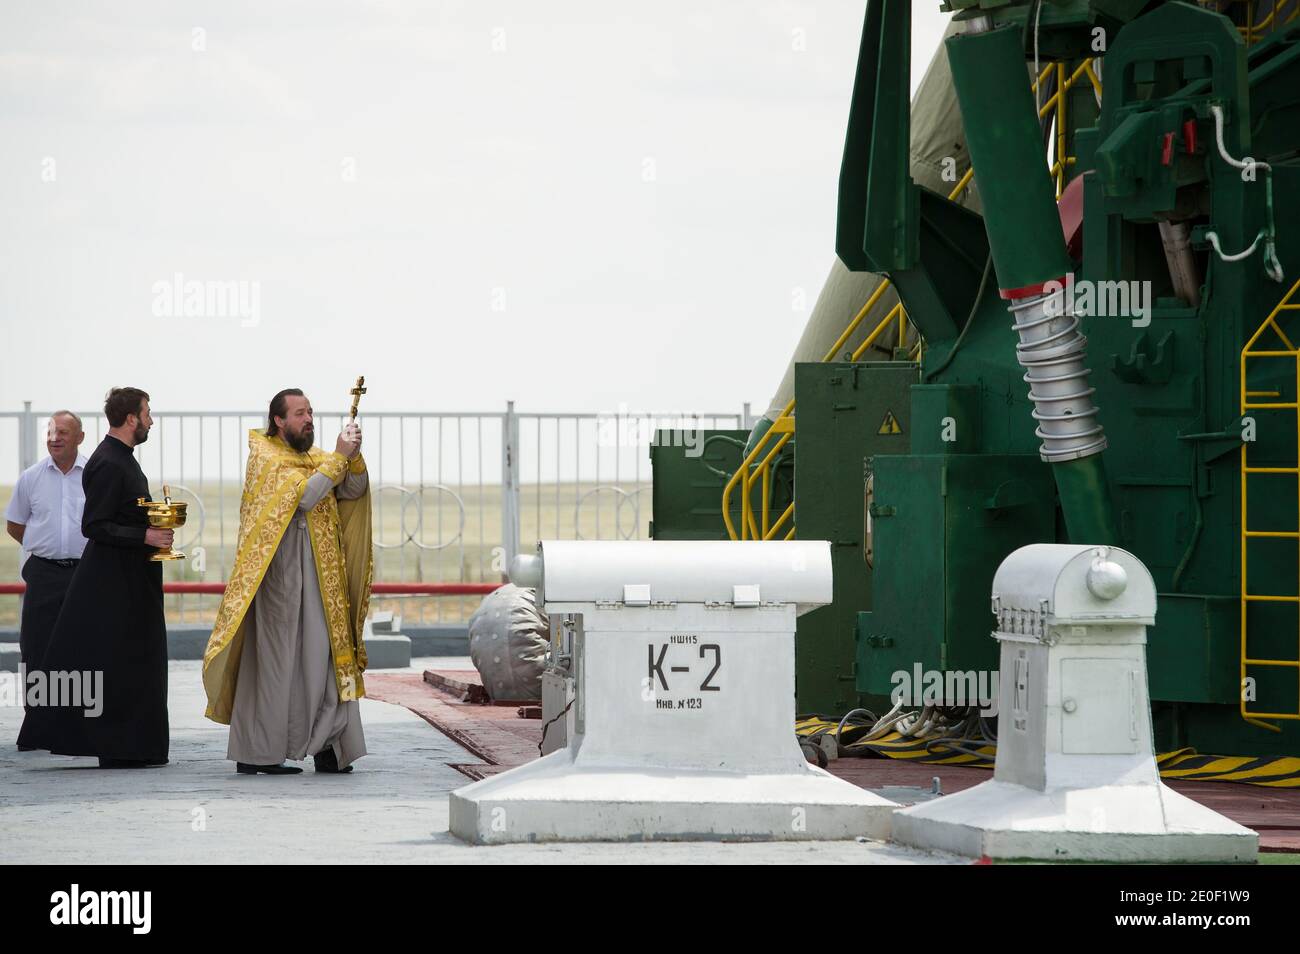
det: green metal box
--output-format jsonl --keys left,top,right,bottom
{"left": 856, "top": 453, "right": 1056, "bottom": 697}
{"left": 793, "top": 361, "right": 917, "bottom": 714}
{"left": 649, "top": 429, "right": 790, "bottom": 541}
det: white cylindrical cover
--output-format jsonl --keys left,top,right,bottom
{"left": 992, "top": 544, "right": 1156, "bottom": 624}
{"left": 537, "top": 540, "right": 832, "bottom": 614}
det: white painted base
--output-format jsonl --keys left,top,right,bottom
{"left": 449, "top": 750, "right": 899, "bottom": 844}
{"left": 891, "top": 779, "right": 1258, "bottom": 863}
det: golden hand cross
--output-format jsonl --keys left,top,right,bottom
{"left": 349, "top": 376, "right": 367, "bottom": 421}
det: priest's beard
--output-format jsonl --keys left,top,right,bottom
{"left": 133, "top": 422, "right": 149, "bottom": 444}
{"left": 284, "top": 425, "right": 314, "bottom": 454}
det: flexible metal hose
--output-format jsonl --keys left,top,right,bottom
{"left": 1008, "top": 287, "right": 1108, "bottom": 462}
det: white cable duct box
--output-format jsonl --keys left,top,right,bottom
{"left": 890, "top": 544, "right": 1257, "bottom": 862}
{"left": 449, "top": 540, "right": 899, "bottom": 844}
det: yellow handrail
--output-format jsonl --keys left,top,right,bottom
{"left": 1084, "top": 61, "right": 1103, "bottom": 99}
{"left": 765, "top": 503, "right": 794, "bottom": 540}
{"left": 821, "top": 279, "right": 896, "bottom": 362}
{"left": 950, "top": 166, "right": 974, "bottom": 199}
{"left": 1239, "top": 0, "right": 1299, "bottom": 42}
{"left": 721, "top": 411, "right": 791, "bottom": 540}
{"left": 850, "top": 302, "right": 906, "bottom": 361}
{"left": 721, "top": 284, "right": 895, "bottom": 540}
{"left": 1036, "top": 60, "right": 1092, "bottom": 118}
{"left": 726, "top": 298, "right": 902, "bottom": 540}
{"left": 742, "top": 429, "right": 792, "bottom": 539}
{"left": 1039, "top": 59, "right": 1098, "bottom": 198}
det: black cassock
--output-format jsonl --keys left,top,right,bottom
{"left": 18, "top": 435, "right": 169, "bottom": 762}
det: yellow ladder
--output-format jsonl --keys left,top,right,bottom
{"left": 1240, "top": 275, "right": 1300, "bottom": 730}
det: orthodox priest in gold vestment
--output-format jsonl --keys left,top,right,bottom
{"left": 202, "top": 389, "right": 373, "bottom": 775}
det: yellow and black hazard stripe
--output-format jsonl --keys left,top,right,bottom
{"left": 845, "top": 730, "right": 995, "bottom": 766}
{"left": 795, "top": 716, "right": 994, "bottom": 765}
{"left": 1156, "top": 748, "right": 1300, "bottom": 788}
{"left": 796, "top": 715, "right": 880, "bottom": 746}
{"left": 797, "top": 718, "right": 1300, "bottom": 785}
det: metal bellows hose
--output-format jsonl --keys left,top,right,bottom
{"left": 1007, "top": 288, "right": 1108, "bottom": 462}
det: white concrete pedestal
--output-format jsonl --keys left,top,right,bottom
{"left": 450, "top": 541, "right": 898, "bottom": 844}
{"left": 450, "top": 750, "right": 893, "bottom": 844}
{"left": 890, "top": 545, "right": 1257, "bottom": 863}
{"left": 891, "top": 779, "right": 1256, "bottom": 862}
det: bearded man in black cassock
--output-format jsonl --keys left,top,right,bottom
{"left": 18, "top": 387, "right": 174, "bottom": 767}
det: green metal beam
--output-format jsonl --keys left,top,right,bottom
{"left": 945, "top": 23, "right": 1074, "bottom": 292}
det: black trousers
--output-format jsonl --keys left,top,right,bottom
{"left": 17, "top": 557, "right": 77, "bottom": 707}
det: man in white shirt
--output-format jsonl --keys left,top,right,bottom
{"left": 5, "top": 411, "right": 88, "bottom": 744}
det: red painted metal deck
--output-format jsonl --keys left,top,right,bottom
{"left": 365, "top": 670, "right": 1300, "bottom": 852}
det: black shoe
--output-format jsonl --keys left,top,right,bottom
{"left": 17, "top": 744, "right": 36, "bottom": 752}
{"left": 313, "top": 748, "right": 353, "bottom": 774}
{"left": 99, "top": 757, "right": 149, "bottom": 769}
{"left": 236, "top": 762, "right": 303, "bottom": 775}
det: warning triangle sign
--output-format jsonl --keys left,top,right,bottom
{"left": 877, "top": 410, "right": 903, "bottom": 435}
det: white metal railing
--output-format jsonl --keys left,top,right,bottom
{"left": 0, "top": 402, "right": 750, "bottom": 626}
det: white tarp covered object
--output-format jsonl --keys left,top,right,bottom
{"left": 467, "top": 583, "right": 548, "bottom": 702}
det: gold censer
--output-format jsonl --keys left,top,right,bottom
{"left": 138, "top": 484, "right": 187, "bottom": 562}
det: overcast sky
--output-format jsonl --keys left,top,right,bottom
{"left": 0, "top": 1, "right": 950, "bottom": 419}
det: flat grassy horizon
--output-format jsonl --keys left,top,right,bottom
{"left": 0, "top": 479, "right": 654, "bottom": 627}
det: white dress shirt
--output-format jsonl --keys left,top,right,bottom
{"left": 5, "top": 454, "right": 89, "bottom": 560}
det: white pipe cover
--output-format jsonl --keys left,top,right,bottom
{"left": 535, "top": 540, "right": 832, "bottom": 614}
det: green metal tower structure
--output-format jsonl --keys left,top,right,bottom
{"left": 836, "top": 0, "right": 1300, "bottom": 755}
{"left": 652, "top": 0, "right": 1300, "bottom": 759}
